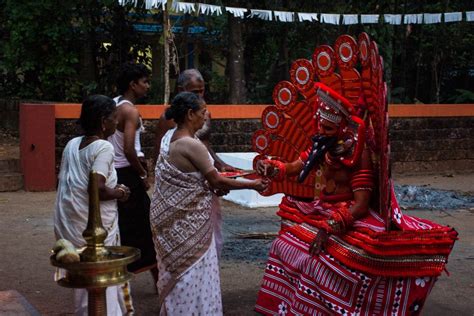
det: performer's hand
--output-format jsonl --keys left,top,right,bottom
{"left": 309, "top": 229, "right": 328, "bottom": 255}
{"left": 256, "top": 160, "right": 274, "bottom": 177}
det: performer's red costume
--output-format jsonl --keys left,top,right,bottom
{"left": 252, "top": 33, "right": 457, "bottom": 315}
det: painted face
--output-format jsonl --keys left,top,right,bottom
{"left": 132, "top": 76, "right": 151, "bottom": 98}
{"left": 318, "top": 118, "right": 339, "bottom": 137}
{"left": 103, "top": 110, "right": 118, "bottom": 138}
{"left": 185, "top": 78, "right": 205, "bottom": 97}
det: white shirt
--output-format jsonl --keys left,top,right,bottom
{"left": 108, "top": 96, "right": 145, "bottom": 168}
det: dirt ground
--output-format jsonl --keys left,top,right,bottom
{"left": 0, "top": 173, "right": 473, "bottom": 315}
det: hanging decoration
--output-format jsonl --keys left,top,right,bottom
{"left": 225, "top": 6, "right": 247, "bottom": 18}
{"left": 424, "top": 13, "right": 442, "bottom": 24}
{"left": 361, "top": 14, "right": 379, "bottom": 24}
{"left": 320, "top": 13, "right": 340, "bottom": 25}
{"left": 404, "top": 14, "right": 423, "bottom": 24}
{"left": 384, "top": 14, "right": 402, "bottom": 25}
{"left": 198, "top": 3, "right": 222, "bottom": 16}
{"left": 342, "top": 14, "right": 358, "bottom": 25}
{"left": 444, "top": 12, "right": 462, "bottom": 23}
{"left": 467, "top": 11, "right": 474, "bottom": 22}
{"left": 249, "top": 9, "right": 272, "bottom": 21}
{"left": 297, "top": 13, "right": 318, "bottom": 22}
{"left": 274, "top": 11, "right": 294, "bottom": 23}
{"left": 119, "top": 1, "right": 474, "bottom": 25}
{"left": 171, "top": 1, "right": 195, "bottom": 14}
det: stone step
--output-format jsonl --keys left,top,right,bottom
{"left": 0, "top": 158, "right": 21, "bottom": 173}
{"left": 0, "top": 172, "right": 23, "bottom": 192}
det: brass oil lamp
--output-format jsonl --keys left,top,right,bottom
{"left": 51, "top": 171, "right": 140, "bottom": 315}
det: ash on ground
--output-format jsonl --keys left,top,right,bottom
{"left": 395, "top": 185, "right": 474, "bottom": 210}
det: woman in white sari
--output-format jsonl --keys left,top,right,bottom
{"left": 151, "top": 92, "right": 268, "bottom": 315}
{"left": 54, "top": 95, "right": 133, "bottom": 315}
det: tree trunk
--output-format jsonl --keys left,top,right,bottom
{"left": 163, "top": 7, "right": 170, "bottom": 105}
{"left": 227, "top": 15, "right": 246, "bottom": 104}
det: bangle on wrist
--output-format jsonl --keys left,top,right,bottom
{"left": 139, "top": 172, "right": 147, "bottom": 180}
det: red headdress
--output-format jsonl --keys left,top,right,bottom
{"left": 315, "top": 83, "right": 366, "bottom": 167}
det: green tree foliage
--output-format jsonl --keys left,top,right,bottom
{"left": 0, "top": 0, "right": 150, "bottom": 101}
{"left": 0, "top": 0, "right": 473, "bottom": 104}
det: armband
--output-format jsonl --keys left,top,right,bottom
{"left": 265, "top": 159, "right": 286, "bottom": 181}
{"left": 350, "top": 169, "right": 374, "bottom": 192}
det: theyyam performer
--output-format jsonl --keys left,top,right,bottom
{"left": 253, "top": 33, "right": 457, "bottom": 315}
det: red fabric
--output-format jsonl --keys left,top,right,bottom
{"left": 255, "top": 232, "right": 438, "bottom": 316}
{"left": 256, "top": 188, "right": 457, "bottom": 315}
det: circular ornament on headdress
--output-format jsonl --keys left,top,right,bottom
{"left": 290, "top": 59, "right": 314, "bottom": 91}
{"left": 312, "top": 45, "right": 336, "bottom": 78}
{"left": 370, "top": 41, "right": 380, "bottom": 72}
{"left": 334, "top": 35, "right": 358, "bottom": 70}
{"left": 252, "top": 129, "right": 272, "bottom": 154}
{"left": 358, "top": 33, "right": 371, "bottom": 67}
{"left": 262, "top": 106, "right": 284, "bottom": 132}
{"left": 273, "top": 81, "right": 297, "bottom": 110}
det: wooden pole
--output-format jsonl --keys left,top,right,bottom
{"left": 163, "top": 2, "right": 170, "bottom": 105}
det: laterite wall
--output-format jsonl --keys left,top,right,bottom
{"left": 55, "top": 116, "right": 474, "bottom": 175}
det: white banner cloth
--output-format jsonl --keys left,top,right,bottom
{"left": 424, "top": 13, "right": 442, "bottom": 24}
{"left": 297, "top": 12, "right": 318, "bottom": 22}
{"left": 249, "top": 9, "right": 272, "bottom": 21}
{"left": 198, "top": 3, "right": 222, "bottom": 16}
{"left": 342, "top": 14, "right": 358, "bottom": 25}
{"left": 444, "top": 12, "right": 462, "bottom": 23}
{"left": 320, "top": 13, "right": 340, "bottom": 25}
{"left": 384, "top": 14, "right": 402, "bottom": 25}
{"left": 274, "top": 10, "right": 294, "bottom": 22}
{"left": 404, "top": 14, "right": 423, "bottom": 24}
{"left": 361, "top": 14, "right": 379, "bottom": 24}
{"left": 172, "top": 1, "right": 195, "bottom": 14}
{"left": 225, "top": 6, "right": 247, "bottom": 18}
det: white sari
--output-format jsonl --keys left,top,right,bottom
{"left": 54, "top": 137, "right": 132, "bottom": 315}
{"left": 151, "top": 129, "right": 223, "bottom": 316}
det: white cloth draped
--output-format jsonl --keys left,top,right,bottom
{"left": 424, "top": 13, "right": 442, "bottom": 24}
{"left": 320, "top": 13, "right": 340, "bottom": 25}
{"left": 225, "top": 6, "right": 247, "bottom": 18}
{"left": 199, "top": 3, "right": 222, "bottom": 16}
{"left": 274, "top": 10, "right": 294, "bottom": 22}
{"left": 361, "top": 14, "right": 379, "bottom": 24}
{"left": 54, "top": 137, "right": 119, "bottom": 247}
{"left": 54, "top": 137, "right": 131, "bottom": 315}
{"left": 444, "top": 12, "right": 462, "bottom": 23}
{"left": 384, "top": 14, "right": 402, "bottom": 25}
{"left": 172, "top": 1, "right": 195, "bottom": 14}
{"left": 342, "top": 14, "right": 358, "bottom": 25}
{"left": 249, "top": 9, "right": 272, "bottom": 21}
{"left": 297, "top": 12, "right": 318, "bottom": 22}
